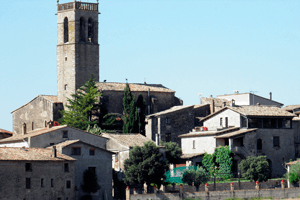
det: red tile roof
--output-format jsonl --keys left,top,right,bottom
{"left": 0, "top": 129, "right": 12, "bottom": 135}
{"left": 0, "top": 147, "right": 75, "bottom": 161}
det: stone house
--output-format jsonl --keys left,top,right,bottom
{"left": 0, "top": 128, "right": 12, "bottom": 139}
{"left": 0, "top": 147, "right": 75, "bottom": 200}
{"left": 49, "top": 140, "right": 114, "bottom": 200}
{"left": 145, "top": 104, "right": 210, "bottom": 147}
{"left": 179, "top": 105, "right": 296, "bottom": 177}
{"left": 102, "top": 133, "right": 156, "bottom": 172}
{"left": 0, "top": 125, "right": 108, "bottom": 149}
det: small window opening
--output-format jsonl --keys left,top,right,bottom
{"left": 64, "top": 84, "right": 68, "bottom": 90}
{"left": 63, "top": 131, "right": 68, "bottom": 138}
{"left": 32, "top": 122, "right": 34, "bottom": 130}
{"left": 23, "top": 123, "right": 27, "bottom": 134}
{"left": 193, "top": 140, "right": 195, "bottom": 149}
{"left": 64, "top": 163, "right": 69, "bottom": 172}
{"left": 225, "top": 117, "right": 228, "bottom": 128}
{"left": 220, "top": 118, "right": 223, "bottom": 126}
{"left": 51, "top": 179, "right": 54, "bottom": 187}
{"left": 41, "top": 178, "right": 44, "bottom": 187}
{"left": 26, "top": 178, "right": 31, "bottom": 189}
{"left": 257, "top": 139, "right": 262, "bottom": 150}
{"left": 64, "top": 17, "right": 69, "bottom": 43}
{"left": 71, "top": 147, "right": 81, "bottom": 155}
{"left": 45, "top": 120, "right": 47, "bottom": 127}
{"left": 273, "top": 136, "right": 280, "bottom": 148}
{"left": 66, "top": 180, "right": 71, "bottom": 189}
{"left": 80, "top": 17, "right": 86, "bottom": 42}
{"left": 25, "top": 163, "right": 32, "bottom": 172}
{"left": 88, "top": 18, "right": 94, "bottom": 43}
{"left": 89, "top": 148, "right": 95, "bottom": 156}
{"left": 65, "top": 57, "right": 67, "bottom": 61}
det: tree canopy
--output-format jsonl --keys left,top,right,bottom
{"left": 238, "top": 155, "right": 271, "bottom": 182}
{"left": 161, "top": 141, "right": 182, "bottom": 164}
{"left": 123, "top": 141, "right": 168, "bottom": 187}
{"left": 59, "top": 76, "right": 101, "bottom": 130}
{"left": 182, "top": 166, "right": 210, "bottom": 187}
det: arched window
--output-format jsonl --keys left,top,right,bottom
{"left": 88, "top": 18, "right": 94, "bottom": 43}
{"left": 23, "top": 123, "right": 27, "bottom": 135}
{"left": 257, "top": 139, "right": 262, "bottom": 150}
{"left": 80, "top": 17, "right": 86, "bottom": 42}
{"left": 64, "top": 17, "right": 69, "bottom": 43}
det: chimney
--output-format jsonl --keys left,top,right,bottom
{"left": 210, "top": 95, "right": 213, "bottom": 98}
{"left": 52, "top": 146, "right": 57, "bottom": 158}
{"left": 212, "top": 99, "right": 215, "bottom": 113}
{"left": 155, "top": 134, "right": 159, "bottom": 146}
{"left": 47, "top": 121, "right": 53, "bottom": 129}
{"left": 231, "top": 99, "right": 235, "bottom": 107}
{"left": 269, "top": 92, "right": 272, "bottom": 100}
{"left": 223, "top": 102, "right": 226, "bottom": 108}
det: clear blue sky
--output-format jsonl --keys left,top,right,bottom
{"left": 0, "top": 0, "right": 299, "bottom": 132}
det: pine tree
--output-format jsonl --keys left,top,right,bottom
{"left": 59, "top": 76, "right": 101, "bottom": 130}
{"left": 122, "top": 83, "right": 137, "bottom": 133}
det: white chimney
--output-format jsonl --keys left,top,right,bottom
{"left": 269, "top": 92, "right": 272, "bottom": 100}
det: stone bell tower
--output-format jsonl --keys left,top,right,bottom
{"left": 57, "top": 0, "right": 100, "bottom": 105}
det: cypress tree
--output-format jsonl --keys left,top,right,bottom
{"left": 122, "top": 83, "right": 137, "bottom": 133}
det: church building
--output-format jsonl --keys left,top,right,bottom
{"left": 11, "top": 0, "right": 181, "bottom": 136}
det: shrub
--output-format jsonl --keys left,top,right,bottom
{"left": 182, "top": 166, "right": 210, "bottom": 187}
{"left": 286, "top": 161, "right": 300, "bottom": 184}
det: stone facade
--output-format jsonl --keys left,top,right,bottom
{"left": 0, "top": 148, "right": 75, "bottom": 200}
{"left": 57, "top": 140, "right": 114, "bottom": 200}
{"left": 11, "top": 95, "right": 63, "bottom": 136}
{"left": 145, "top": 104, "right": 210, "bottom": 147}
{"left": 57, "top": 2, "right": 99, "bottom": 105}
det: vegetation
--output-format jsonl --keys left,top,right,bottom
{"left": 81, "top": 168, "right": 100, "bottom": 195}
{"left": 238, "top": 156, "right": 271, "bottom": 182}
{"left": 285, "top": 161, "right": 300, "bottom": 184}
{"left": 161, "top": 141, "right": 182, "bottom": 164}
{"left": 202, "top": 146, "right": 233, "bottom": 179}
{"left": 182, "top": 166, "right": 210, "bottom": 187}
{"left": 59, "top": 76, "right": 101, "bottom": 130}
{"left": 123, "top": 141, "right": 168, "bottom": 188}
{"left": 122, "top": 83, "right": 137, "bottom": 133}
{"left": 86, "top": 124, "right": 102, "bottom": 135}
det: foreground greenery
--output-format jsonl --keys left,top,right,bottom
{"left": 285, "top": 160, "right": 300, "bottom": 184}
{"left": 161, "top": 141, "right": 182, "bottom": 164}
{"left": 182, "top": 166, "right": 210, "bottom": 187}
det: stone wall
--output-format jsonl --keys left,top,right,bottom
{"left": 0, "top": 160, "right": 75, "bottom": 200}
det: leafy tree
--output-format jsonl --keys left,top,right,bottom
{"left": 202, "top": 153, "right": 216, "bottom": 175}
{"left": 238, "top": 155, "right": 271, "bottom": 182}
{"left": 136, "top": 94, "right": 146, "bottom": 135}
{"left": 86, "top": 124, "right": 102, "bottom": 135}
{"left": 59, "top": 76, "right": 101, "bottom": 130}
{"left": 285, "top": 161, "right": 300, "bottom": 184}
{"left": 122, "top": 83, "right": 137, "bottom": 133}
{"left": 123, "top": 141, "right": 168, "bottom": 188}
{"left": 161, "top": 141, "right": 182, "bottom": 164}
{"left": 182, "top": 166, "right": 210, "bottom": 187}
{"left": 81, "top": 168, "right": 101, "bottom": 195}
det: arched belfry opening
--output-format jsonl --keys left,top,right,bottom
{"left": 64, "top": 17, "right": 69, "bottom": 43}
{"left": 80, "top": 17, "right": 86, "bottom": 42}
{"left": 88, "top": 18, "right": 94, "bottom": 43}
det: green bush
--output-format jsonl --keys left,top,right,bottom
{"left": 182, "top": 166, "right": 209, "bottom": 187}
{"left": 285, "top": 161, "right": 300, "bottom": 184}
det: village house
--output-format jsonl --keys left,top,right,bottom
{"left": 179, "top": 105, "right": 296, "bottom": 177}
{"left": 0, "top": 147, "right": 75, "bottom": 200}
{"left": 48, "top": 140, "right": 114, "bottom": 199}
{"left": 145, "top": 104, "right": 210, "bottom": 147}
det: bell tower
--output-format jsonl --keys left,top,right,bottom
{"left": 56, "top": 0, "right": 100, "bottom": 105}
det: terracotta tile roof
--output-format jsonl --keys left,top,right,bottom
{"left": 201, "top": 106, "right": 296, "bottom": 122}
{"left": 11, "top": 95, "right": 62, "bottom": 113}
{"left": 0, "top": 125, "right": 107, "bottom": 144}
{"left": 179, "top": 127, "right": 240, "bottom": 138}
{"left": 0, "top": 129, "right": 12, "bottom": 135}
{"left": 96, "top": 82, "right": 174, "bottom": 93}
{"left": 214, "top": 128, "right": 257, "bottom": 139}
{"left": 286, "top": 160, "right": 300, "bottom": 166}
{"left": 281, "top": 105, "right": 300, "bottom": 112}
{"left": 146, "top": 105, "right": 194, "bottom": 117}
{"left": 180, "top": 153, "right": 204, "bottom": 159}
{"left": 0, "top": 147, "right": 75, "bottom": 161}
{"left": 101, "top": 133, "right": 154, "bottom": 147}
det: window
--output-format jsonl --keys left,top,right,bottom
{"left": 225, "top": 117, "right": 228, "bottom": 128}
{"left": 257, "top": 139, "right": 262, "bottom": 150}
{"left": 248, "top": 118, "right": 262, "bottom": 128}
{"left": 63, "top": 131, "right": 68, "bottom": 138}
{"left": 23, "top": 123, "right": 27, "bottom": 134}
{"left": 193, "top": 140, "right": 195, "bottom": 149}
{"left": 32, "top": 122, "right": 34, "bottom": 130}
{"left": 89, "top": 148, "right": 95, "bottom": 156}
{"left": 41, "top": 178, "right": 44, "bottom": 187}
{"left": 71, "top": 147, "right": 81, "bottom": 155}
{"left": 88, "top": 18, "right": 94, "bottom": 43}
{"left": 45, "top": 120, "right": 47, "bottom": 127}
{"left": 25, "top": 163, "right": 32, "bottom": 172}
{"left": 26, "top": 178, "right": 31, "bottom": 189}
{"left": 88, "top": 167, "right": 96, "bottom": 174}
{"left": 165, "top": 117, "right": 171, "bottom": 125}
{"left": 278, "top": 118, "right": 292, "bottom": 129}
{"left": 64, "top": 163, "right": 69, "bottom": 172}
{"left": 64, "top": 17, "right": 69, "bottom": 43}
{"left": 64, "top": 84, "right": 68, "bottom": 90}
{"left": 50, "top": 143, "right": 55, "bottom": 146}
{"left": 220, "top": 118, "right": 222, "bottom": 126}
{"left": 273, "top": 136, "right": 280, "bottom": 148}
{"left": 80, "top": 17, "right": 86, "bottom": 42}
{"left": 263, "top": 118, "right": 277, "bottom": 128}
{"left": 66, "top": 180, "right": 71, "bottom": 189}
{"left": 165, "top": 133, "right": 171, "bottom": 142}
{"left": 51, "top": 179, "right": 54, "bottom": 187}
{"left": 241, "top": 116, "right": 247, "bottom": 127}
{"left": 65, "top": 57, "right": 67, "bottom": 61}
